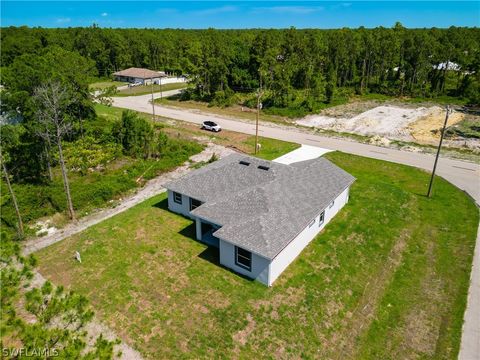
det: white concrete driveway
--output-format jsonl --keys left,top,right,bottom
{"left": 273, "top": 144, "right": 332, "bottom": 164}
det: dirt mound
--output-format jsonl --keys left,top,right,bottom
{"left": 297, "top": 104, "right": 472, "bottom": 147}
{"left": 298, "top": 105, "right": 433, "bottom": 140}
{"left": 408, "top": 107, "right": 464, "bottom": 144}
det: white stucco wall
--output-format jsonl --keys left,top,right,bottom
{"left": 160, "top": 77, "right": 187, "bottom": 84}
{"left": 219, "top": 240, "right": 270, "bottom": 286}
{"left": 167, "top": 190, "right": 194, "bottom": 219}
{"left": 195, "top": 218, "right": 202, "bottom": 241}
{"left": 168, "top": 187, "right": 351, "bottom": 287}
{"left": 268, "top": 186, "right": 350, "bottom": 285}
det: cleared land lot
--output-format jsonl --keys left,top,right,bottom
{"left": 115, "top": 82, "right": 187, "bottom": 96}
{"left": 35, "top": 152, "right": 478, "bottom": 359}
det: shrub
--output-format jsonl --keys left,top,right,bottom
{"left": 62, "top": 136, "right": 122, "bottom": 174}
{"left": 113, "top": 110, "right": 154, "bottom": 158}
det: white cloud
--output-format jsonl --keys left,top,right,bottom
{"left": 192, "top": 5, "right": 238, "bottom": 16}
{"left": 56, "top": 17, "right": 71, "bottom": 23}
{"left": 252, "top": 6, "right": 324, "bottom": 15}
{"left": 101, "top": 12, "right": 108, "bottom": 17}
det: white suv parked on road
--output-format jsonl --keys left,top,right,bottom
{"left": 201, "top": 121, "right": 221, "bottom": 132}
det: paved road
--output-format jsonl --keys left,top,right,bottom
{"left": 113, "top": 93, "right": 479, "bottom": 203}
{"left": 114, "top": 92, "right": 480, "bottom": 359}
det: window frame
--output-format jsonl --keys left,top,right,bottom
{"left": 319, "top": 211, "right": 325, "bottom": 226}
{"left": 329, "top": 200, "right": 334, "bottom": 208}
{"left": 190, "top": 197, "right": 201, "bottom": 211}
{"left": 308, "top": 219, "right": 316, "bottom": 228}
{"left": 235, "top": 246, "right": 252, "bottom": 271}
{"left": 173, "top": 192, "right": 182, "bottom": 204}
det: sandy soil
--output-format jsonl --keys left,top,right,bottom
{"left": 23, "top": 270, "right": 143, "bottom": 360}
{"left": 297, "top": 104, "right": 471, "bottom": 147}
{"left": 409, "top": 107, "right": 464, "bottom": 143}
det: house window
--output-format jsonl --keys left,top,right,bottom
{"left": 329, "top": 200, "right": 334, "bottom": 208}
{"left": 319, "top": 211, "right": 325, "bottom": 226}
{"left": 235, "top": 246, "right": 252, "bottom": 271}
{"left": 190, "top": 198, "right": 201, "bottom": 211}
{"left": 173, "top": 192, "right": 182, "bottom": 204}
{"left": 309, "top": 219, "right": 316, "bottom": 228}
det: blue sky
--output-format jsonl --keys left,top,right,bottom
{"left": 1, "top": 1, "right": 479, "bottom": 29}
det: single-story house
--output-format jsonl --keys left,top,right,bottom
{"left": 165, "top": 153, "right": 355, "bottom": 286}
{"left": 112, "top": 67, "right": 166, "bottom": 85}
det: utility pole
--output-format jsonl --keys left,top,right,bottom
{"left": 255, "top": 74, "right": 263, "bottom": 155}
{"left": 427, "top": 105, "right": 451, "bottom": 198}
{"left": 159, "top": 75, "right": 163, "bottom": 100}
{"left": 151, "top": 76, "right": 156, "bottom": 121}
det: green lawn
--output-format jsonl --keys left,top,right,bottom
{"left": 35, "top": 152, "right": 478, "bottom": 359}
{"left": 243, "top": 137, "right": 299, "bottom": 160}
{"left": 89, "top": 80, "right": 124, "bottom": 90}
{"left": 115, "top": 83, "right": 188, "bottom": 96}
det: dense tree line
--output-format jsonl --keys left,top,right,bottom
{"left": 2, "top": 24, "right": 479, "bottom": 111}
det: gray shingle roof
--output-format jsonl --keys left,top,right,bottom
{"left": 165, "top": 154, "right": 291, "bottom": 202}
{"left": 165, "top": 154, "right": 355, "bottom": 260}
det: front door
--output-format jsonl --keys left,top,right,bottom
{"left": 201, "top": 222, "right": 220, "bottom": 247}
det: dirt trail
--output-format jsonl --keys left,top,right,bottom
{"left": 22, "top": 143, "right": 236, "bottom": 255}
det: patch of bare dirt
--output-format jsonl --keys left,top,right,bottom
{"left": 250, "top": 286, "right": 306, "bottom": 311}
{"left": 321, "top": 100, "right": 384, "bottom": 118}
{"left": 17, "top": 271, "right": 143, "bottom": 360}
{"left": 297, "top": 101, "right": 479, "bottom": 153}
{"left": 409, "top": 108, "right": 464, "bottom": 144}
{"left": 204, "top": 289, "right": 231, "bottom": 309}
{"left": 232, "top": 313, "right": 256, "bottom": 346}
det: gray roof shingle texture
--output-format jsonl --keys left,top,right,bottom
{"left": 165, "top": 154, "right": 355, "bottom": 260}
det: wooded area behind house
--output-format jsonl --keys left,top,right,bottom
{"left": 2, "top": 24, "right": 480, "bottom": 114}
